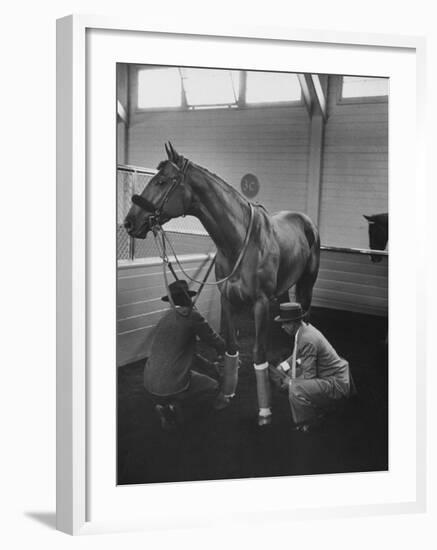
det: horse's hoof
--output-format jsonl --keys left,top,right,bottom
{"left": 214, "top": 393, "right": 231, "bottom": 411}
{"left": 258, "top": 414, "right": 272, "bottom": 427}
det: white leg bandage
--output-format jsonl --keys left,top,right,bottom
{"left": 254, "top": 362, "right": 272, "bottom": 413}
{"left": 222, "top": 351, "right": 239, "bottom": 398}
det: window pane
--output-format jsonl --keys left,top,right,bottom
{"left": 342, "top": 76, "right": 389, "bottom": 98}
{"left": 246, "top": 71, "right": 301, "bottom": 104}
{"left": 137, "top": 68, "right": 182, "bottom": 108}
{"left": 182, "top": 68, "right": 239, "bottom": 106}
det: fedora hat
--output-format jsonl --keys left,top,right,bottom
{"left": 274, "top": 302, "right": 304, "bottom": 323}
{"left": 161, "top": 279, "right": 196, "bottom": 303}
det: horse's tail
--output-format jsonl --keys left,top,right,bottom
{"left": 301, "top": 213, "right": 320, "bottom": 255}
{"left": 295, "top": 215, "right": 320, "bottom": 320}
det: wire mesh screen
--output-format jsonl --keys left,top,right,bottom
{"left": 117, "top": 165, "right": 214, "bottom": 260}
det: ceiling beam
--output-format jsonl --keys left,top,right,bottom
{"left": 297, "top": 74, "right": 328, "bottom": 120}
{"left": 306, "top": 113, "right": 325, "bottom": 225}
{"left": 117, "top": 99, "right": 128, "bottom": 124}
{"left": 297, "top": 74, "right": 313, "bottom": 117}
{"left": 310, "top": 75, "right": 327, "bottom": 120}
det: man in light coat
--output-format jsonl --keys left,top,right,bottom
{"left": 269, "top": 302, "right": 353, "bottom": 431}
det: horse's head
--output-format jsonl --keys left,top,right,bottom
{"left": 363, "top": 214, "right": 388, "bottom": 263}
{"left": 124, "top": 143, "right": 193, "bottom": 238}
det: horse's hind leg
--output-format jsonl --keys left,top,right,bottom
{"left": 295, "top": 251, "right": 320, "bottom": 318}
{"left": 220, "top": 295, "right": 239, "bottom": 355}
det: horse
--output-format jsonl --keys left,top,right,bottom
{"left": 363, "top": 213, "right": 388, "bottom": 263}
{"left": 124, "top": 142, "right": 320, "bottom": 425}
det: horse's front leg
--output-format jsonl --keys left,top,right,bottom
{"left": 221, "top": 294, "right": 239, "bottom": 355}
{"left": 253, "top": 294, "right": 272, "bottom": 426}
{"left": 219, "top": 295, "right": 240, "bottom": 404}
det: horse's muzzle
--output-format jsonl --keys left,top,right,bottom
{"left": 123, "top": 194, "right": 159, "bottom": 238}
{"left": 124, "top": 214, "right": 151, "bottom": 238}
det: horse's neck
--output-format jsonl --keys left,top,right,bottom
{"left": 187, "top": 165, "right": 250, "bottom": 256}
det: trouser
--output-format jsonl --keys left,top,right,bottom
{"left": 148, "top": 370, "right": 219, "bottom": 408}
{"left": 288, "top": 375, "right": 351, "bottom": 425}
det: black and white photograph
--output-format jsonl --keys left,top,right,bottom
{"left": 116, "top": 64, "right": 388, "bottom": 485}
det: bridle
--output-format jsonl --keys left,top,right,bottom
{"left": 129, "top": 157, "right": 256, "bottom": 314}
{"left": 131, "top": 158, "right": 191, "bottom": 228}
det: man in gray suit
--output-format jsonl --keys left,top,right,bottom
{"left": 270, "top": 302, "right": 353, "bottom": 432}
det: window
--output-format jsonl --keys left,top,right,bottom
{"left": 136, "top": 66, "right": 303, "bottom": 110}
{"left": 181, "top": 68, "right": 239, "bottom": 108}
{"left": 137, "top": 68, "right": 182, "bottom": 109}
{"left": 245, "top": 71, "right": 301, "bottom": 104}
{"left": 341, "top": 76, "right": 389, "bottom": 99}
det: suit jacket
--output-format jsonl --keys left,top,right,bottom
{"left": 284, "top": 323, "right": 350, "bottom": 396}
{"left": 144, "top": 307, "right": 226, "bottom": 396}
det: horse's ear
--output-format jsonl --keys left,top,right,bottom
{"left": 165, "top": 142, "right": 172, "bottom": 160}
{"left": 168, "top": 141, "right": 180, "bottom": 163}
{"left": 363, "top": 214, "right": 372, "bottom": 221}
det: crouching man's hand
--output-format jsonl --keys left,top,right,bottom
{"left": 268, "top": 364, "right": 292, "bottom": 392}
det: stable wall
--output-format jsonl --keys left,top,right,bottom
{"left": 128, "top": 105, "right": 310, "bottom": 215}
{"left": 117, "top": 70, "right": 389, "bottom": 366}
{"left": 117, "top": 64, "right": 129, "bottom": 164}
{"left": 117, "top": 248, "right": 387, "bottom": 366}
{"left": 126, "top": 75, "right": 388, "bottom": 250}
{"left": 319, "top": 76, "right": 388, "bottom": 248}
{"left": 312, "top": 250, "right": 387, "bottom": 316}
{"left": 117, "top": 255, "right": 220, "bottom": 366}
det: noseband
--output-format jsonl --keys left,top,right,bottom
{"left": 131, "top": 159, "right": 191, "bottom": 228}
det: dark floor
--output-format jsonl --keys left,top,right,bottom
{"left": 117, "top": 306, "right": 388, "bottom": 485}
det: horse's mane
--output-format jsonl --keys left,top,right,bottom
{"left": 192, "top": 160, "right": 237, "bottom": 193}
{"left": 186, "top": 157, "right": 249, "bottom": 204}
{"left": 187, "top": 158, "right": 271, "bottom": 214}
{"left": 157, "top": 157, "right": 231, "bottom": 192}
{"left": 161, "top": 154, "right": 265, "bottom": 209}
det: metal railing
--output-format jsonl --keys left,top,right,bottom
{"left": 117, "top": 164, "right": 212, "bottom": 261}
{"left": 320, "top": 245, "right": 388, "bottom": 258}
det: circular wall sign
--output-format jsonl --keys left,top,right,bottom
{"left": 240, "top": 173, "right": 260, "bottom": 198}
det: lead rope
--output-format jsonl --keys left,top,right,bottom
{"left": 191, "top": 255, "right": 216, "bottom": 308}
{"left": 160, "top": 202, "right": 255, "bottom": 287}
{"left": 153, "top": 227, "right": 217, "bottom": 318}
{"left": 291, "top": 328, "right": 300, "bottom": 380}
{"left": 154, "top": 228, "right": 192, "bottom": 318}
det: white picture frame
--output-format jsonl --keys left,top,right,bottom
{"left": 56, "top": 14, "right": 427, "bottom": 535}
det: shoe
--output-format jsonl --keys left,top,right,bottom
{"left": 155, "top": 404, "right": 178, "bottom": 432}
{"left": 258, "top": 413, "right": 272, "bottom": 427}
{"left": 293, "top": 419, "right": 321, "bottom": 433}
{"left": 214, "top": 392, "right": 232, "bottom": 410}
{"left": 169, "top": 403, "right": 184, "bottom": 425}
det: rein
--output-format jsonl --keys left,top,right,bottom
{"left": 154, "top": 201, "right": 255, "bottom": 287}
{"left": 152, "top": 226, "right": 216, "bottom": 318}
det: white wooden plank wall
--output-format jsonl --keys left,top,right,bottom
{"left": 319, "top": 76, "right": 388, "bottom": 248}
{"left": 117, "top": 258, "right": 221, "bottom": 366}
{"left": 312, "top": 251, "right": 388, "bottom": 316}
{"left": 117, "top": 250, "right": 387, "bottom": 366}
{"left": 128, "top": 106, "right": 310, "bottom": 214}
{"left": 117, "top": 70, "right": 389, "bottom": 367}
